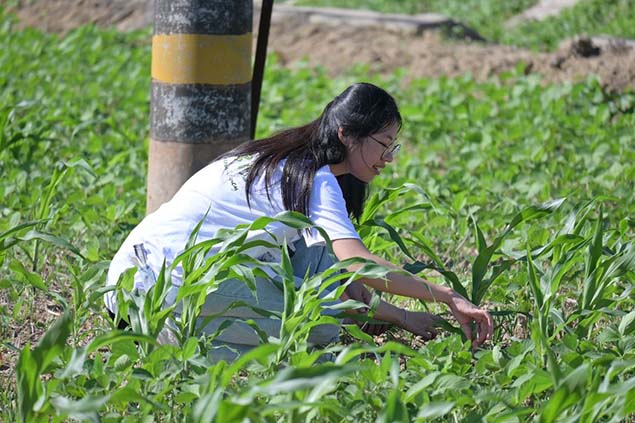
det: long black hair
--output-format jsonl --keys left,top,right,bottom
{"left": 222, "top": 82, "right": 402, "bottom": 220}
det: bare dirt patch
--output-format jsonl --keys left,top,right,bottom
{"left": 271, "top": 18, "right": 635, "bottom": 92}
{"left": 5, "top": 1, "right": 634, "bottom": 92}
{"left": 9, "top": 0, "right": 153, "bottom": 33}
{"left": 9, "top": 0, "right": 635, "bottom": 92}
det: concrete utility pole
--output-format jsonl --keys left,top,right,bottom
{"left": 147, "top": 0, "right": 252, "bottom": 213}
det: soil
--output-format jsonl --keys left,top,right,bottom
{"left": 8, "top": 0, "right": 635, "bottom": 93}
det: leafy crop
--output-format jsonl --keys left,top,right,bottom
{"left": 1, "top": 7, "right": 635, "bottom": 422}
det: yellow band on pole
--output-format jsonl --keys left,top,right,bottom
{"left": 152, "top": 33, "right": 252, "bottom": 85}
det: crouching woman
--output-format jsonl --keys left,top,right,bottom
{"left": 105, "top": 82, "right": 493, "bottom": 360}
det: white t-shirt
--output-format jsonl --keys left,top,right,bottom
{"left": 104, "top": 156, "right": 360, "bottom": 311}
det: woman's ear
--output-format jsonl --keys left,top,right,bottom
{"left": 337, "top": 127, "right": 346, "bottom": 143}
{"left": 338, "top": 127, "right": 353, "bottom": 148}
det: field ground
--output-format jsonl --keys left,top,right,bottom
{"left": 2, "top": 1, "right": 635, "bottom": 421}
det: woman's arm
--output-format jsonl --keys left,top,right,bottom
{"left": 332, "top": 238, "right": 453, "bottom": 302}
{"left": 342, "top": 281, "right": 441, "bottom": 339}
{"left": 332, "top": 237, "right": 494, "bottom": 347}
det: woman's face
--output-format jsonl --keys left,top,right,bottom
{"left": 341, "top": 122, "right": 400, "bottom": 183}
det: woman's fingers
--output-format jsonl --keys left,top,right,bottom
{"left": 423, "top": 328, "right": 438, "bottom": 341}
{"left": 460, "top": 322, "right": 473, "bottom": 346}
{"left": 472, "top": 308, "right": 494, "bottom": 345}
{"left": 360, "top": 320, "right": 391, "bottom": 336}
{"left": 413, "top": 326, "right": 436, "bottom": 340}
{"left": 367, "top": 322, "right": 389, "bottom": 336}
{"left": 402, "top": 311, "right": 442, "bottom": 340}
{"left": 479, "top": 310, "right": 494, "bottom": 344}
{"left": 449, "top": 294, "right": 494, "bottom": 348}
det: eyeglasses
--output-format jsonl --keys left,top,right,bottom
{"left": 368, "top": 134, "right": 401, "bottom": 160}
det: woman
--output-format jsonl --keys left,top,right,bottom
{"left": 106, "top": 82, "right": 493, "bottom": 358}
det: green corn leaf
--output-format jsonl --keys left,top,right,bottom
{"left": 342, "top": 322, "right": 376, "bottom": 344}
{"left": 149, "top": 260, "right": 168, "bottom": 313}
{"left": 402, "top": 260, "right": 430, "bottom": 275}
{"left": 526, "top": 244, "right": 544, "bottom": 309}
{"left": 384, "top": 202, "right": 433, "bottom": 220}
{"left": 184, "top": 206, "right": 210, "bottom": 252}
{"left": 409, "top": 231, "right": 446, "bottom": 269}
{"left": 405, "top": 371, "right": 440, "bottom": 402}
{"left": 251, "top": 364, "right": 358, "bottom": 396}
{"left": 618, "top": 310, "right": 635, "bottom": 336}
{"left": 582, "top": 209, "right": 604, "bottom": 308}
{"left": 539, "top": 387, "right": 569, "bottom": 423}
{"left": 363, "top": 217, "right": 414, "bottom": 259}
{"left": 19, "top": 230, "right": 84, "bottom": 259}
{"left": 493, "top": 199, "right": 567, "bottom": 257}
{"left": 190, "top": 390, "right": 224, "bottom": 422}
{"left": 572, "top": 198, "right": 613, "bottom": 236}
{"left": 9, "top": 259, "right": 47, "bottom": 291}
{"left": 502, "top": 198, "right": 566, "bottom": 240}
{"left": 360, "top": 188, "right": 395, "bottom": 224}
{"left": 471, "top": 199, "right": 565, "bottom": 305}
{"left": 196, "top": 317, "right": 236, "bottom": 342}
{"left": 560, "top": 363, "right": 589, "bottom": 392}
{"left": 439, "top": 269, "right": 469, "bottom": 299}
{"left": 30, "top": 310, "right": 72, "bottom": 373}
{"left": 472, "top": 215, "right": 488, "bottom": 255}
{"left": 62, "top": 158, "right": 96, "bottom": 178}
{"left": 50, "top": 395, "right": 109, "bottom": 423}
{"left": 489, "top": 408, "right": 535, "bottom": 422}
{"left": 588, "top": 245, "right": 635, "bottom": 309}
{"left": 473, "top": 259, "right": 514, "bottom": 306}
{"left": 86, "top": 330, "right": 157, "bottom": 354}
{"left": 281, "top": 240, "right": 296, "bottom": 321}
{"left": 381, "top": 387, "right": 410, "bottom": 423}
{"left": 35, "top": 164, "right": 68, "bottom": 221}
{"left": 435, "top": 317, "right": 464, "bottom": 337}
{"left": 244, "top": 319, "right": 272, "bottom": 344}
{"left": 0, "top": 220, "right": 43, "bottom": 246}
{"left": 17, "top": 311, "right": 72, "bottom": 422}
{"left": 16, "top": 347, "right": 39, "bottom": 423}
{"left": 221, "top": 343, "right": 279, "bottom": 387}
{"left": 523, "top": 234, "right": 587, "bottom": 262}
{"left": 625, "top": 387, "right": 635, "bottom": 415}
{"left": 270, "top": 210, "right": 315, "bottom": 229}
{"left": 216, "top": 400, "right": 250, "bottom": 423}
{"left": 546, "top": 243, "right": 587, "bottom": 295}
{"left": 416, "top": 401, "right": 455, "bottom": 419}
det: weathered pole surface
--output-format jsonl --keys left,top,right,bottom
{"left": 147, "top": 1, "right": 253, "bottom": 213}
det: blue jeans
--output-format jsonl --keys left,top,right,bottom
{"left": 177, "top": 238, "right": 341, "bottom": 362}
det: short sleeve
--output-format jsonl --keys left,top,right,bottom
{"left": 303, "top": 167, "right": 361, "bottom": 247}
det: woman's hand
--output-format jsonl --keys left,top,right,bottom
{"left": 447, "top": 293, "right": 494, "bottom": 348}
{"left": 398, "top": 310, "right": 443, "bottom": 341}
{"left": 341, "top": 281, "right": 392, "bottom": 336}
{"left": 341, "top": 280, "right": 371, "bottom": 314}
